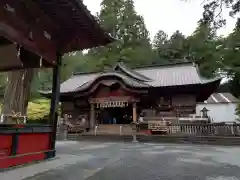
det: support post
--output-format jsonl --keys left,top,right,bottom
{"left": 132, "top": 101, "right": 138, "bottom": 143}
{"left": 132, "top": 101, "right": 137, "bottom": 122}
{"left": 48, "top": 54, "right": 61, "bottom": 158}
{"left": 90, "top": 103, "right": 95, "bottom": 129}
{"left": 63, "top": 114, "right": 68, "bottom": 140}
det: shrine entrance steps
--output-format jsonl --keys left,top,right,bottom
{"left": 66, "top": 124, "right": 146, "bottom": 141}
{"left": 83, "top": 124, "right": 135, "bottom": 135}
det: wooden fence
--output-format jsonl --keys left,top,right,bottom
{"left": 148, "top": 123, "right": 240, "bottom": 137}
{"left": 56, "top": 115, "right": 240, "bottom": 139}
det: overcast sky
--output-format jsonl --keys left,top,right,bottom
{"left": 83, "top": 0, "right": 237, "bottom": 40}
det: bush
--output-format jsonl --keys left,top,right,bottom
{"left": 0, "top": 98, "right": 58, "bottom": 124}
{"left": 27, "top": 98, "right": 50, "bottom": 120}
{"left": 236, "top": 102, "right": 240, "bottom": 121}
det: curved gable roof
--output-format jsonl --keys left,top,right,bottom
{"left": 69, "top": 72, "right": 150, "bottom": 93}
{"left": 114, "top": 62, "right": 153, "bottom": 82}
{"left": 41, "top": 62, "right": 221, "bottom": 95}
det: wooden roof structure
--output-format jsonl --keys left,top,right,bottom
{"left": 41, "top": 62, "right": 222, "bottom": 101}
{"left": 199, "top": 93, "right": 239, "bottom": 104}
{"left": 0, "top": 0, "right": 114, "bottom": 71}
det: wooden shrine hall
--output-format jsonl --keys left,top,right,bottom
{"left": 43, "top": 62, "right": 221, "bottom": 133}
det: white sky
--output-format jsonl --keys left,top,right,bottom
{"left": 83, "top": 0, "right": 237, "bottom": 40}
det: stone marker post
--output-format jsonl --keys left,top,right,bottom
{"left": 63, "top": 114, "right": 68, "bottom": 140}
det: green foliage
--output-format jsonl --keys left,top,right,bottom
{"left": 152, "top": 22, "right": 222, "bottom": 77}
{"left": 1, "top": 0, "right": 240, "bottom": 105}
{"left": 236, "top": 102, "right": 240, "bottom": 120}
{"left": 86, "top": 0, "right": 154, "bottom": 68}
{"left": 27, "top": 98, "right": 50, "bottom": 120}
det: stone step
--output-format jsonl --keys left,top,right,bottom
{"left": 94, "top": 125, "right": 134, "bottom": 135}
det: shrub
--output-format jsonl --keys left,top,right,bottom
{"left": 27, "top": 98, "right": 50, "bottom": 120}
{"left": 236, "top": 102, "right": 240, "bottom": 121}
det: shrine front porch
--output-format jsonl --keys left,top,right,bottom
{"left": 80, "top": 124, "right": 147, "bottom": 136}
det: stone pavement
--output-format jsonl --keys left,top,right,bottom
{"left": 1, "top": 141, "right": 240, "bottom": 180}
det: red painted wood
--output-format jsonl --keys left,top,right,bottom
{"left": 140, "top": 130, "right": 152, "bottom": 135}
{"left": 0, "top": 153, "right": 45, "bottom": 169}
{"left": 0, "top": 135, "right": 12, "bottom": 157}
{"left": 17, "top": 133, "right": 50, "bottom": 154}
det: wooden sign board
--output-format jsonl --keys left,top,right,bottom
{"left": 148, "top": 121, "right": 168, "bottom": 132}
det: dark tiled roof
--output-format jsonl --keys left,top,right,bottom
{"left": 73, "top": 72, "right": 150, "bottom": 92}
{"left": 114, "top": 62, "right": 152, "bottom": 82}
{"left": 56, "top": 62, "right": 221, "bottom": 94}
{"left": 135, "top": 63, "right": 220, "bottom": 87}
{"left": 201, "top": 93, "right": 239, "bottom": 104}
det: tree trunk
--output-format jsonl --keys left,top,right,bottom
{"left": 2, "top": 69, "right": 35, "bottom": 123}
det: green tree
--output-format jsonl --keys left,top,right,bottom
{"left": 186, "top": 20, "right": 223, "bottom": 77}
{"left": 61, "top": 51, "right": 87, "bottom": 80}
{"left": 152, "top": 30, "right": 189, "bottom": 64}
{"left": 152, "top": 30, "right": 170, "bottom": 64}
{"left": 86, "top": 0, "right": 154, "bottom": 69}
{"left": 153, "top": 30, "right": 168, "bottom": 50}
{"left": 166, "top": 30, "right": 188, "bottom": 60}
{"left": 0, "top": 72, "right": 7, "bottom": 98}
{"left": 215, "top": 20, "right": 240, "bottom": 97}
{"left": 236, "top": 102, "right": 240, "bottom": 121}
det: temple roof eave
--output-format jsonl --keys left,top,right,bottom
{"left": 40, "top": 62, "right": 222, "bottom": 98}
{"left": 40, "top": 76, "right": 221, "bottom": 99}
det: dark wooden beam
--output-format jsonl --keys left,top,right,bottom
{"left": 48, "top": 53, "right": 61, "bottom": 158}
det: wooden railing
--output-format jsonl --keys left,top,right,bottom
{"left": 56, "top": 115, "right": 240, "bottom": 138}
{"left": 145, "top": 123, "right": 240, "bottom": 137}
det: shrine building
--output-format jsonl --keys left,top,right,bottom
{"left": 43, "top": 62, "right": 221, "bottom": 129}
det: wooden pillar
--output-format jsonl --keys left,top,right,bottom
{"left": 63, "top": 114, "right": 68, "bottom": 140}
{"left": 90, "top": 103, "right": 95, "bottom": 129}
{"left": 132, "top": 101, "right": 137, "bottom": 122}
{"left": 48, "top": 54, "right": 61, "bottom": 158}
{"left": 132, "top": 101, "right": 138, "bottom": 142}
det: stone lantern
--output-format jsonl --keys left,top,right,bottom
{"left": 201, "top": 107, "right": 209, "bottom": 118}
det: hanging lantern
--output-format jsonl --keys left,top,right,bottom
{"left": 39, "top": 57, "right": 42, "bottom": 67}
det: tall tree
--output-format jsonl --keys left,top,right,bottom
{"left": 3, "top": 69, "right": 35, "bottom": 123}
{"left": 166, "top": 30, "right": 188, "bottom": 60}
{"left": 0, "top": 72, "right": 7, "bottom": 99}
{"left": 86, "top": 0, "right": 154, "bottom": 69}
{"left": 152, "top": 30, "right": 188, "bottom": 64}
{"left": 217, "top": 20, "right": 240, "bottom": 97}
{"left": 186, "top": 20, "right": 223, "bottom": 77}
{"left": 153, "top": 30, "right": 168, "bottom": 50}
{"left": 61, "top": 51, "right": 86, "bottom": 80}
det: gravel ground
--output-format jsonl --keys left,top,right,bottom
{"left": 1, "top": 141, "right": 240, "bottom": 180}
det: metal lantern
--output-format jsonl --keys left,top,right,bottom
{"left": 201, "top": 107, "right": 209, "bottom": 118}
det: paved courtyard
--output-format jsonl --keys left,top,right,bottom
{"left": 1, "top": 141, "right": 240, "bottom": 180}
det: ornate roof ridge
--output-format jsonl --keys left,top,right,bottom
{"left": 114, "top": 62, "right": 153, "bottom": 82}
{"left": 73, "top": 61, "right": 195, "bottom": 76}
{"left": 132, "top": 61, "right": 195, "bottom": 70}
